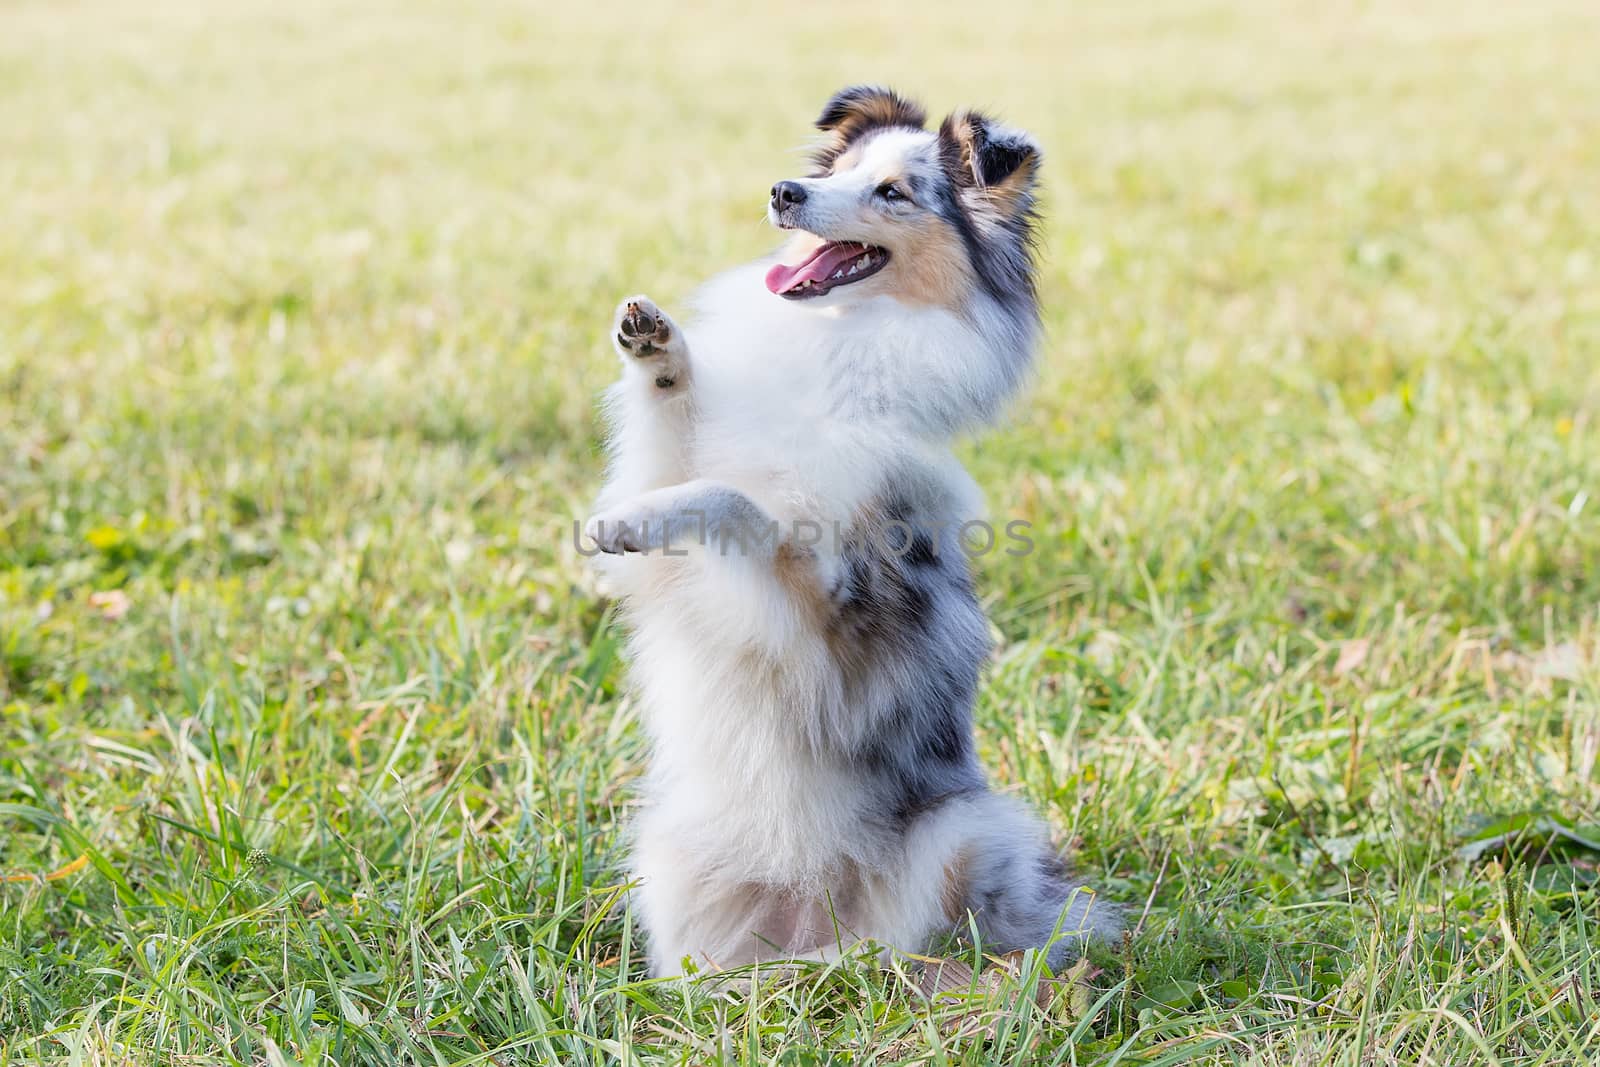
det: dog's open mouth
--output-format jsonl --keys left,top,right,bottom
{"left": 764, "top": 242, "right": 890, "bottom": 299}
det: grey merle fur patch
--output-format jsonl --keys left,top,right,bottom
{"left": 827, "top": 497, "right": 988, "bottom": 831}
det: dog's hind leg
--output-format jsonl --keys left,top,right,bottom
{"left": 597, "top": 294, "right": 694, "bottom": 508}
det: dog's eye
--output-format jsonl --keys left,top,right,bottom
{"left": 876, "top": 183, "right": 907, "bottom": 203}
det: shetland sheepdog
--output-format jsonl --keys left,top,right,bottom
{"left": 585, "top": 85, "right": 1117, "bottom": 977}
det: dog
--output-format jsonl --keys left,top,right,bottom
{"left": 585, "top": 85, "right": 1118, "bottom": 978}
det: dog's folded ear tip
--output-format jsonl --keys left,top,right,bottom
{"left": 937, "top": 109, "right": 1041, "bottom": 192}
{"left": 814, "top": 85, "right": 927, "bottom": 134}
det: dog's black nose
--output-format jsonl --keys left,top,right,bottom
{"left": 770, "top": 181, "right": 807, "bottom": 211}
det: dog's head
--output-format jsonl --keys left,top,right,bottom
{"left": 765, "top": 85, "right": 1040, "bottom": 317}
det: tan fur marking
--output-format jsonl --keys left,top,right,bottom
{"left": 941, "top": 849, "right": 971, "bottom": 923}
{"left": 843, "top": 95, "right": 919, "bottom": 133}
{"left": 887, "top": 215, "right": 975, "bottom": 311}
{"left": 774, "top": 541, "right": 829, "bottom": 623}
{"left": 819, "top": 91, "right": 926, "bottom": 150}
{"left": 945, "top": 110, "right": 984, "bottom": 181}
{"left": 984, "top": 154, "right": 1037, "bottom": 217}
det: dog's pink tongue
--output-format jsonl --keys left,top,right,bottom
{"left": 764, "top": 242, "right": 863, "bottom": 294}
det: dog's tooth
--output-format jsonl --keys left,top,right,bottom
{"left": 858, "top": 255, "right": 871, "bottom": 268}
{"left": 848, "top": 265, "right": 858, "bottom": 275}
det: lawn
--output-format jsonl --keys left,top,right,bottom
{"left": 3, "top": 0, "right": 1600, "bottom": 1062}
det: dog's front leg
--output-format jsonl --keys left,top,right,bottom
{"left": 585, "top": 479, "right": 776, "bottom": 558}
{"left": 585, "top": 479, "right": 841, "bottom": 654}
{"left": 597, "top": 295, "right": 694, "bottom": 506}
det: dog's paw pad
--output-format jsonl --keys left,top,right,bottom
{"left": 615, "top": 295, "right": 673, "bottom": 356}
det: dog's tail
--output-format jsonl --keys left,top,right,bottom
{"left": 961, "top": 795, "right": 1122, "bottom": 967}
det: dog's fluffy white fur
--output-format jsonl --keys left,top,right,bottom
{"left": 586, "top": 86, "right": 1118, "bottom": 977}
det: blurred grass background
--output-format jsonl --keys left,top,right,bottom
{"left": 2, "top": 0, "right": 1599, "bottom": 1063}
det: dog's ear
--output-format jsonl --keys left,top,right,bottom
{"left": 810, "top": 85, "right": 926, "bottom": 172}
{"left": 937, "top": 109, "right": 1041, "bottom": 218}
{"left": 816, "top": 85, "right": 927, "bottom": 136}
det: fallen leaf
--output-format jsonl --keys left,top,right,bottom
{"left": 1334, "top": 639, "right": 1370, "bottom": 676}
{"left": 916, "top": 957, "right": 975, "bottom": 999}
{"left": 2, "top": 853, "right": 89, "bottom": 884}
{"left": 911, "top": 956, "right": 1003, "bottom": 1042}
{"left": 88, "top": 590, "right": 132, "bottom": 620}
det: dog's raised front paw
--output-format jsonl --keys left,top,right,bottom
{"left": 611, "top": 295, "right": 686, "bottom": 389}
{"left": 614, "top": 294, "right": 673, "bottom": 352}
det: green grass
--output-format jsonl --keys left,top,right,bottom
{"left": 3, "top": 0, "right": 1600, "bottom": 1062}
